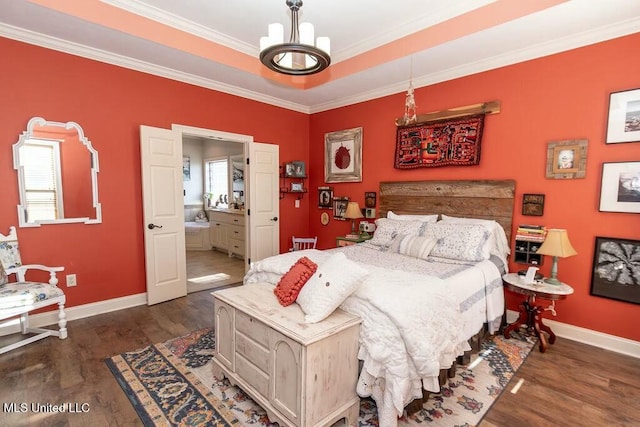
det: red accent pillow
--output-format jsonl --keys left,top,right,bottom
{"left": 274, "top": 257, "right": 318, "bottom": 306}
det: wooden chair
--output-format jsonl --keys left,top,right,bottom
{"left": 291, "top": 236, "right": 318, "bottom": 251}
{"left": 0, "top": 226, "right": 67, "bottom": 354}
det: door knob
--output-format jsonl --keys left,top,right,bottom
{"left": 147, "top": 223, "right": 163, "bottom": 229}
{"left": 270, "top": 217, "right": 278, "bottom": 222}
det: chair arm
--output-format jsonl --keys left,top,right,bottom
{"left": 5, "top": 265, "right": 65, "bottom": 286}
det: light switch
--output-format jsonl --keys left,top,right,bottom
{"left": 295, "top": 199, "right": 300, "bottom": 208}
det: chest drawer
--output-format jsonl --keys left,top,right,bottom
{"left": 228, "top": 225, "right": 245, "bottom": 240}
{"left": 236, "top": 310, "right": 269, "bottom": 347}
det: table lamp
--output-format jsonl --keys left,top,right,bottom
{"left": 344, "top": 202, "right": 364, "bottom": 234}
{"left": 535, "top": 229, "right": 577, "bottom": 285}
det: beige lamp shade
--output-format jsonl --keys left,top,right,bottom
{"left": 537, "top": 229, "right": 577, "bottom": 257}
{"left": 344, "top": 202, "right": 364, "bottom": 219}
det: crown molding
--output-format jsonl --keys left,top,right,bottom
{"left": 0, "top": 23, "right": 310, "bottom": 114}
{"left": 100, "top": 0, "right": 258, "bottom": 56}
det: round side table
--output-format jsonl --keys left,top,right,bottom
{"left": 502, "top": 272, "right": 574, "bottom": 353}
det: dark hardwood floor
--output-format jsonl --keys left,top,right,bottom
{"left": 1, "top": 291, "right": 639, "bottom": 426}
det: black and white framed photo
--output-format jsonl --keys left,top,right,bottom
{"left": 284, "top": 161, "right": 306, "bottom": 178}
{"left": 599, "top": 161, "right": 640, "bottom": 213}
{"left": 590, "top": 236, "right": 640, "bottom": 304}
{"left": 333, "top": 197, "right": 349, "bottom": 220}
{"left": 606, "top": 88, "right": 640, "bottom": 144}
{"left": 318, "top": 186, "right": 333, "bottom": 209}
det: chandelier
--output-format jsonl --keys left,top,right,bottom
{"left": 259, "top": 0, "right": 331, "bottom": 76}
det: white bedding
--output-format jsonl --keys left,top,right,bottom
{"left": 244, "top": 246, "right": 504, "bottom": 427}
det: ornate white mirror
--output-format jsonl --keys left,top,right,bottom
{"left": 13, "top": 117, "right": 101, "bottom": 227}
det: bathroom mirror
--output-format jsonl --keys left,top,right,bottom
{"left": 13, "top": 117, "right": 101, "bottom": 227}
{"left": 231, "top": 155, "right": 245, "bottom": 206}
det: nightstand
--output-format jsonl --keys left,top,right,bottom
{"left": 336, "top": 235, "right": 371, "bottom": 247}
{"left": 502, "top": 272, "right": 573, "bottom": 353}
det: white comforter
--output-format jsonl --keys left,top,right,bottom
{"left": 244, "top": 249, "right": 471, "bottom": 426}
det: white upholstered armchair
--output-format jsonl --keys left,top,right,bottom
{"left": 0, "top": 226, "right": 67, "bottom": 354}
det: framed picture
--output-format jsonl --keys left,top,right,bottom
{"left": 522, "top": 194, "right": 545, "bottom": 216}
{"left": 545, "top": 139, "right": 588, "bottom": 179}
{"left": 606, "top": 88, "right": 640, "bottom": 144}
{"left": 599, "top": 161, "right": 640, "bottom": 213}
{"left": 364, "top": 208, "right": 376, "bottom": 219}
{"left": 333, "top": 197, "right": 349, "bottom": 220}
{"left": 290, "top": 182, "right": 303, "bottom": 192}
{"left": 590, "top": 236, "right": 640, "bottom": 304}
{"left": 182, "top": 156, "right": 190, "bottom": 181}
{"left": 318, "top": 186, "right": 333, "bottom": 209}
{"left": 324, "top": 127, "right": 363, "bottom": 183}
{"left": 284, "top": 161, "right": 306, "bottom": 178}
{"left": 365, "top": 191, "right": 376, "bottom": 208}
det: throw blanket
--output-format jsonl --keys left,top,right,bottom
{"left": 245, "top": 250, "right": 470, "bottom": 427}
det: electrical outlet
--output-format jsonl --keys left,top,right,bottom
{"left": 66, "top": 274, "right": 77, "bottom": 287}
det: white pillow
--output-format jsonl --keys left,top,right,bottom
{"left": 439, "top": 215, "right": 510, "bottom": 265}
{"left": 387, "top": 210, "right": 439, "bottom": 223}
{"left": 369, "top": 218, "right": 427, "bottom": 247}
{"left": 388, "top": 234, "right": 437, "bottom": 260}
{"left": 296, "top": 252, "right": 369, "bottom": 323}
{"left": 425, "top": 222, "right": 494, "bottom": 262}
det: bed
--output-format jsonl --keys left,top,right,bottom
{"left": 244, "top": 179, "right": 515, "bottom": 426}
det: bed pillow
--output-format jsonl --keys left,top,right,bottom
{"left": 425, "top": 222, "right": 494, "bottom": 262}
{"left": 296, "top": 252, "right": 369, "bottom": 323}
{"left": 273, "top": 256, "right": 318, "bottom": 306}
{"left": 439, "top": 215, "right": 510, "bottom": 263}
{"left": 369, "top": 218, "right": 427, "bottom": 247}
{"left": 387, "top": 211, "right": 439, "bottom": 223}
{"left": 388, "top": 234, "right": 437, "bottom": 260}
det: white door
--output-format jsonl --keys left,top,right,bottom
{"left": 140, "top": 125, "right": 187, "bottom": 305}
{"left": 248, "top": 142, "right": 280, "bottom": 265}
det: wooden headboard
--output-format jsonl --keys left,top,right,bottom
{"left": 379, "top": 180, "right": 516, "bottom": 242}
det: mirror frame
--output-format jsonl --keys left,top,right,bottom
{"left": 13, "top": 117, "right": 102, "bottom": 227}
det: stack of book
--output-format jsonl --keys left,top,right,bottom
{"left": 516, "top": 224, "right": 546, "bottom": 242}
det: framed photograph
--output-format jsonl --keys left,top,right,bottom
{"left": 182, "top": 156, "right": 190, "bottom": 181}
{"left": 318, "top": 186, "right": 333, "bottom": 209}
{"left": 290, "top": 182, "right": 303, "bottom": 192}
{"left": 545, "top": 139, "right": 588, "bottom": 179}
{"left": 284, "top": 161, "right": 306, "bottom": 178}
{"left": 522, "top": 194, "right": 545, "bottom": 216}
{"left": 606, "top": 88, "right": 640, "bottom": 144}
{"left": 365, "top": 191, "right": 377, "bottom": 208}
{"left": 324, "top": 127, "right": 363, "bottom": 183}
{"left": 590, "top": 236, "right": 640, "bottom": 304}
{"left": 364, "top": 208, "right": 376, "bottom": 219}
{"left": 599, "top": 161, "right": 640, "bottom": 213}
{"left": 333, "top": 197, "right": 349, "bottom": 220}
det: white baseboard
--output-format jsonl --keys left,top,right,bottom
{"left": 2, "top": 300, "right": 638, "bottom": 359}
{"left": 0, "top": 293, "right": 147, "bottom": 336}
{"left": 507, "top": 309, "right": 640, "bottom": 359}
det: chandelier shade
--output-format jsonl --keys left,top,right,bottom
{"left": 259, "top": 0, "right": 331, "bottom": 76}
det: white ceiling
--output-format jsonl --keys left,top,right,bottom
{"left": 1, "top": 0, "right": 639, "bottom": 113}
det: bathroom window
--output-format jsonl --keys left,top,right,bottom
{"left": 205, "top": 158, "right": 228, "bottom": 206}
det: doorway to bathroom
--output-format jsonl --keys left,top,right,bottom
{"left": 183, "top": 135, "right": 245, "bottom": 293}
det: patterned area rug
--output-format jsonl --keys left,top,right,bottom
{"left": 106, "top": 328, "right": 535, "bottom": 426}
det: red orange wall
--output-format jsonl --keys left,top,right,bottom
{"left": 2, "top": 33, "right": 639, "bottom": 343}
{"left": 308, "top": 34, "right": 640, "bottom": 342}
{"left": 0, "top": 37, "right": 310, "bottom": 306}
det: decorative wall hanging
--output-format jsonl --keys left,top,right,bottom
{"left": 333, "top": 197, "right": 349, "bottom": 220}
{"left": 324, "top": 127, "right": 363, "bottom": 183}
{"left": 599, "top": 161, "right": 640, "bottom": 213}
{"left": 318, "top": 186, "right": 333, "bottom": 209}
{"left": 394, "top": 114, "right": 484, "bottom": 169}
{"left": 522, "top": 194, "right": 545, "bottom": 216}
{"left": 545, "top": 139, "right": 588, "bottom": 179}
{"left": 606, "top": 88, "right": 640, "bottom": 144}
{"left": 590, "top": 236, "right": 640, "bottom": 304}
